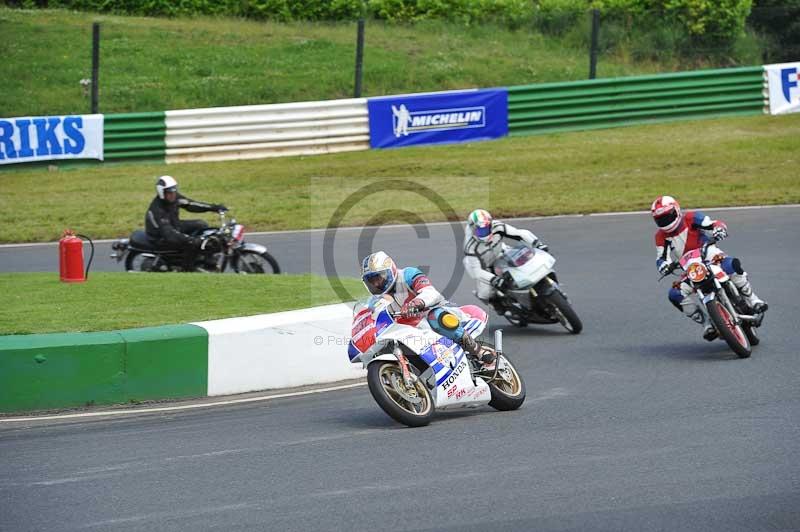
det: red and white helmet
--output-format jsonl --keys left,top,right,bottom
{"left": 651, "top": 195, "right": 683, "bottom": 232}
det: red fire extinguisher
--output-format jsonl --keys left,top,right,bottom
{"left": 59, "top": 230, "right": 94, "bottom": 283}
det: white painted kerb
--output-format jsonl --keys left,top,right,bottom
{"left": 194, "top": 303, "right": 364, "bottom": 397}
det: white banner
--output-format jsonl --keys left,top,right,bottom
{"left": 766, "top": 62, "right": 800, "bottom": 115}
{"left": 0, "top": 114, "right": 104, "bottom": 165}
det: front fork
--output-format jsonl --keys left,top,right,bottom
{"left": 699, "top": 284, "right": 761, "bottom": 327}
{"left": 530, "top": 274, "right": 566, "bottom": 301}
{"left": 394, "top": 344, "right": 417, "bottom": 388}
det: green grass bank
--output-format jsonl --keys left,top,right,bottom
{"left": 0, "top": 273, "right": 362, "bottom": 334}
{"left": 0, "top": 7, "right": 757, "bottom": 117}
{"left": 1, "top": 114, "right": 798, "bottom": 243}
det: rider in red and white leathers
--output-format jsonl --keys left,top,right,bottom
{"left": 652, "top": 196, "right": 767, "bottom": 340}
{"left": 358, "top": 251, "right": 490, "bottom": 362}
{"left": 462, "top": 209, "right": 547, "bottom": 314}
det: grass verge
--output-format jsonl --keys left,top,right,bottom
{"left": 0, "top": 273, "right": 362, "bottom": 335}
{"left": 0, "top": 114, "right": 798, "bottom": 243}
{"left": 1, "top": 7, "right": 731, "bottom": 117}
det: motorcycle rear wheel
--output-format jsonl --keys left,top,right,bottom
{"left": 125, "top": 250, "right": 167, "bottom": 272}
{"left": 547, "top": 290, "right": 583, "bottom": 334}
{"left": 724, "top": 284, "right": 760, "bottom": 347}
{"left": 742, "top": 323, "right": 760, "bottom": 346}
{"left": 486, "top": 355, "right": 526, "bottom": 411}
{"left": 367, "top": 361, "right": 433, "bottom": 427}
{"left": 707, "top": 300, "right": 751, "bottom": 358}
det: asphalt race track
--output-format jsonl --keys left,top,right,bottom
{"left": 1, "top": 206, "right": 799, "bottom": 531}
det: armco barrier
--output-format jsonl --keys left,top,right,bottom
{"left": 0, "top": 305, "right": 357, "bottom": 414}
{"left": 508, "top": 66, "right": 766, "bottom": 136}
{"left": 163, "top": 98, "right": 369, "bottom": 163}
{"left": 103, "top": 111, "right": 166, "bottom": 162}
{"left": 3, "top": 65, "right": 777, "bottom": 168}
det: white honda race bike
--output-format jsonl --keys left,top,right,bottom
{"left": 348, "top": 296, "right": 526, "bottom": 427}
{"left": 490, "top": 245, "right": 583, "bottom": 334}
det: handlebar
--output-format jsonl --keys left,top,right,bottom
{"left": 658, "top": 235, "right": 719, "bottom": 281}
{"left": 657, "top": 262, "right": 680, "bottom": 282}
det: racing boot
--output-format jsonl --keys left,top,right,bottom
{"left": 460, "top": 335, "right": 495, "bottom": 367}
{"left": 702, "top": 324, "right": 718, "bottom": 342}
{"left": 687, "top": 307, "right": 717, "bottom": 341}
{"left": 487, "top": 296, "right": 506, "bottom": 316}
{"left": 731, "top": 273, "right": 768, "bottom": 313}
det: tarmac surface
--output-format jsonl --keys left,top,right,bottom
{"left": 1, "top": 206, "right": 798, "bottom": 531}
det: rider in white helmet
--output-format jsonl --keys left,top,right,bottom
{"left": 359, "top": 251, "right": 491, "bottom": 362}
{"left": 652, "top": 195, "right": 767, "bottom": 340}
{"left": 145, "top": 175, "right": 227, "bottom": 271}
{"left": 463, "top": 209, "right": 548, "bottom": 314}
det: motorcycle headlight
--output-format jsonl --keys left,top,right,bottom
{"left": 687, "top": 262, "right": 707, "bottom": 283}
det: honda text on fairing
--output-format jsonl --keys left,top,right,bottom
{"left": 347, "top": 295, "right": 526, "bottom": 427}
{"left": 660, "top": 237, "right": 765, "bottom": 358}
{"left": 111, "top": 210, "right": 280, "bottom": 274}
{"left": 464, "top": 209, "right": 582, "bottom": 334}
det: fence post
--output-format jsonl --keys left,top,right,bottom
{"left": 354, "top": 18, "right": 365, "bottom": 98}
{"left": 588, "top": 9, "right": 600, "bottom": 80}
{"left": 91, "top": 22, "right": 100, "bottom": 114}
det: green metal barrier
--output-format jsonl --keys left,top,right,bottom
{"left": 103, "top": 111, "right": 167, "bottom": 162}
{"left": 508, "top": 67, "right": 766, "bottom": 136}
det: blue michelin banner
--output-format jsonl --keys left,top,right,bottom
{"left": 367, "top": 89, "right": 508, "bottom": 149}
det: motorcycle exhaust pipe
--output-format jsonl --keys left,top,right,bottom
{"left": 494, "top": 329, "right": 503, "bottom": 355}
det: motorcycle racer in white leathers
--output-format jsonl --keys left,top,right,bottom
{"left": 358, "top": 251, "right": 492, "bottom": 363}
{"left": 462, "top": 209, "right": 548, "bottom": 314}
{"left": 652, "top": 195, "right": 768, "bottom": 341}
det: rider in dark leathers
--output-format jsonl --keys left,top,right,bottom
{"left": 145, "top": 176, "right": 226, "bottom": 270}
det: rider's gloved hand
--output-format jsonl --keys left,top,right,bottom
{"left": 212, "top": 204, "right": 228, "bottom": 212}
{"left": 712, "top": 226, "right": 728, "bottom": 241}
{"left": 400, "top": 298, "right": 425, "bottom": 318}
{"left": 658, "top": 261, "right": 674, "bottom": 275}
{"left": 490, "top": 275, "right": 507, "bottom": 290}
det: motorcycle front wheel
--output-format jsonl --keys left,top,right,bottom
{"left": 547, "top": 290, "right": 583, "bottom": 334}
{"left": 706, "top": 300, "right": 751, "bottom": 358}
{"left": 367, "top": 361, "right": 434, "bottom": 427}
{"left": 486, "top": 354, "right": 526, "bottom": 411}
{"left": 232, "top": 250, "right": 281, "bottom": 274}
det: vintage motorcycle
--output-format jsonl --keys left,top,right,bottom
{"left": 489, "top": 245, "right": 582, "bottom": 334}
{"left": 110, "top": 211, "right": 280, "bottom": 274}
{"left": 661, "top": 238, "right": 763, "bottom": 358}
{"left": 348, "top": 295, "right": 526, "bottom": 427}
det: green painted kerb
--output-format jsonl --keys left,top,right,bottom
{"left": 120, "top": 325, "right": 207, "bottom": 402}
{"left": 0, "top": 324, "right": 207, "bottom": 413}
